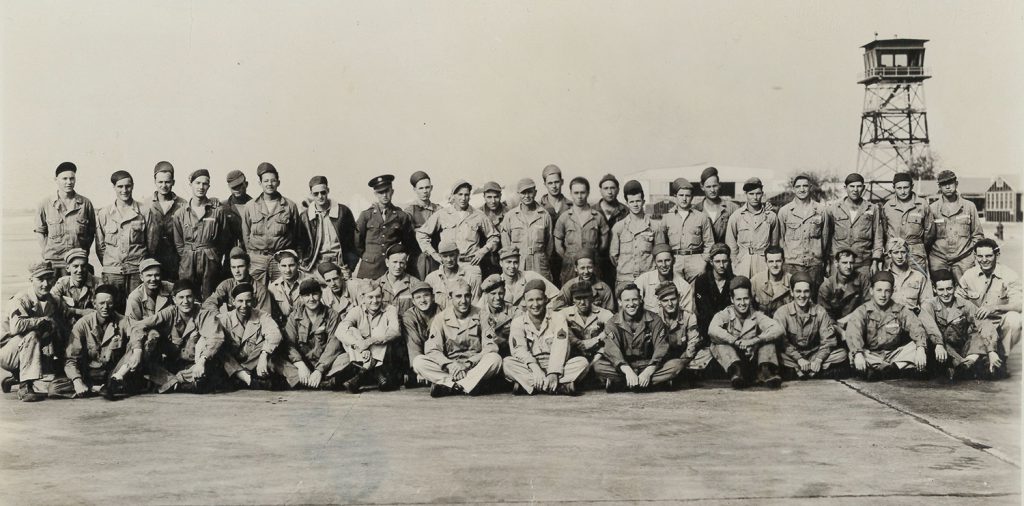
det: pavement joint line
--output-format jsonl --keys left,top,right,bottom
{"left": 836, "top": 379, "right": 1020, "bottom": 468}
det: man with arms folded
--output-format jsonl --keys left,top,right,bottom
{"left": 920, "top": 269, "right": 1004, "bottom": 381}
{"left": 708, "top": 276, "right": 784, "bottom": 389}
{"left": 478, "top": 274, "right": 515, "bottom": 357}
{"left": 55, "top": 284, "right": 133, "bottom": 399}
{"left": 844, "top": 271, "right": 930, "bottom": 381}
{"left": 559, "top": 280, "right": 614, "bottom": 366}
{"left": 774, "top": 273, "right": 847, "bottom": 380}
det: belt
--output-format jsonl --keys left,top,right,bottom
{"left": 250, "top": 249, "right": 275, "bottom": 255}
{"left": 675, "top": 248, "right": 702, "bottom": 256}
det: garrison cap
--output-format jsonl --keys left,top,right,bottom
{"left": 793, "top": 173, "right": 811, "bottom": 185}
{"left": 110, "top": 170, "right": 132, "bottom": 185}
{"left": 316, "top": 261, "right": 342, "bottom": 276}
{"left": 516, "top": 178, "right": 536, "bottom": 193}
{"left": 95, "top": 284, "right": 117, "bottom": 297}
{"left": 476, "top": 181, "right": 501, "bottom": 194}
{"left": 937, "top": 170, "right": 957, "bottom": 185}
{"left": 570, "top": 280, "right": 594, "bottom": 299}
{"left": 931, "top": 269, "right": 956, "bottom": 285}
{"left": 524, "top": 279, "right": 548, "bottom": 295}
{"left": 55, "top": 161, "right": 77, "bottom": 177}
{"left": 844, "top": 173, "right": 865, "bottom": 185}
{"left": 541, "top": 164, "right": 562, "bottom": 180}
{"left": 871, "top": 271, "right": 895, "bottom": 286}
{"left": 298, "top": 279, "right": 323, "bottom": 296}
{"left": 437, "top": 241, "right": 459, "bottom": 255}
{"left": 138, "top": 258, "right": 162, "bottom": 275}
{"left": 450, "top": 179, "right": 471, "bottom": 196}
{"left": 886, "top": 237, "right": 909, "bottom": 253}
{"left": 308, "top": 175, "right": 328, "bottom": 191}
{"left": 598, "top": 174, "right": 619, "bottom": 188}
{"left": 575, "top": 248, "right": 596, "bottom": 263}
{"left": 385, "top": 244, "right": 408, "bottom": 258}
{"left": 742, "top": 177, "right": 763, "bottom": 192}
{"left": 230, "top": 282, "right": 255, "bottom": 299}
{"left": 652, "top": 243, "right": 673, "bottom": 258}
{"left": 409, "top": 171, "right": 430, "bottom": 187}
{"left": 256, "top": 162, "right": 278, "bottom": 178}
{"left": 153, "top": 161, "right": 174, "bottom": 176}
{"left": 655, "top": 280, "right": 678, "bottom": 300}
{"left": 481, "top": 274, "right": 505, "bottom": 293}
{"left": 226, "top": 170, "right": 246, "bottom": 189}
{"left": 670, "top": 178, "right": 693, "bottom": 195}
{"left": 709, "top": 242, "right": 731, "bottom": 259}
{"left": 498, "top": 246, "right": 520, "bottom": 260}
{"left": 790, "top": 272, "right": 814, "bottom": 289}
{"left": 29, "top": 261, "right": 55, "bottom": 279}
{"left": 728, "top": 276, "right": 752, "bottom": 293}
{"left": 368, "top": 174, "right": 394, "bottom": 191}
{"left": 699, "top": 166, "right": 719, "bottom": 184}
{"left": 410, "top": 278, "right": 432, "bottom": 295}
{"left": 892, "top": 172, "right": 913, "bottom": 185}
{"left": 273, "top": 249, "right": 299, "bottom": 262}
{"left": 172, "top": 279, "right": 197, "bottom": 296}
{"left": 228, "top": 246, "right": 249, "bottom": 260}
{"left": 63, "top": 248, "right": 88, "bottom": 265}
{"left": 189, "top": 169, "right": 210, "bottom": 182}
{"left": 623, "top": 180, "right": 643, "bottom": 197}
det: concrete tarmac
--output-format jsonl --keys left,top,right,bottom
{"left": 0, "top": 359, "right": 1019, "bottom": 505}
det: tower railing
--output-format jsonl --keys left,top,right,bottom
{"left": 858, "top": 66, "right": 931, "bottom": 81}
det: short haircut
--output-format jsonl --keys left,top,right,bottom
{"left": 975, "top": 238, "right": 999, "bottom": 254}
{"left": 446, "top": 277, "right": 472, "bottom": 296}
{"left": 764, "top": 245, "right": 785, "bottom": 258}
{"left": 835, "top": 249, "right": 857, "bottom": 262}
{"left": 618, "top": 283, "right": 641, "bottom": 300}
{"left": 569, "top": 176, "right": 590, "bottom": 192}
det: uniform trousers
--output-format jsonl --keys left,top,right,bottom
{"left": 502, "top": 355, "right": 590, "bottom": 394}
{"left": 412, "top": 353, "right": 503, "bottom": 393}
{"left": 591, "top": 357, "right": 683, "bottom": 386}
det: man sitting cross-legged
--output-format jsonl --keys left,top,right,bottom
{"left": 920, "top": 269, "right": 1004, "bottom": 381}
{"left": 773, "top": 273, "right": 848, "bottom": 380}
{"left": 281, "top": 279, "right": 357, "bottom": 390}
{"left": 844, "top": 271, "right": 930, "bottom": 381}
{"left": 708, "top": 276, "right": 784, "bottom": 389}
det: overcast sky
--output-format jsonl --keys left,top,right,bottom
{"left": 2, "top": 1, "right": 1022, "bottom": 210}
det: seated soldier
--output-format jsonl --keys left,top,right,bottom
{"left": 129, "top": 279, "right": 227, "bottom": 394}
{"left": 693, "top": 243, "right": 735, "bottom": 338}
{"left": 773, "top": 273, "right": 848, "bottom": 380}
{"left": 921, "top": 269, "right": 1004, "bottom": 381}
{"left": 335, "top": 283, "right": 402, "bottom": 393}
{"left": 479, "top": 274, "right": 515, "bottom": 356}
{"left": 317, "top": 261, "right": 356, "bottom": 314}
{"left": 413, "top": 278, "right": 503, "bottom": 397}
{"left": 958, "top": 238, "right": 1021, "bottom": 357}
{"left": 555, "top": 249, "right": 615, "bottom": 311}
{"left": 125, "top": 257, "right": 174, "bottom": 328}
{"left": 375, "top": 244, "right": 416, "bottom": 315}
{"left": 498, "top": 247, "right": 559, "bottom": 308}
{"left": 593, "top": 283, "right": 682, "bottom": 392}
{"left": 750, "top": 246, "right": 793, "bottom": 317}
{"left": 654, "top": 281, "right": 714, "bottom": 381}
{"left": 844, "top": 271, "right": 930, "bottom": 381}
{"left": 635, "top": 243, "right": 693, "bottom": 313}
{"left": 219, "top": 283, "right": 293, "bottom": 390}
{"left": 559, "top": 280, "right": 614, "bottom": 364}
{"left": 818, "top": 249, "right": 871, "bottom": 326}
{"left": 203, "top": 247, "right": 276, "bottom": 317}
{"left": 424, "top": 241, "right": 481, "bottom": 310}
{"left": 503, "top": 279, "right": 590, "bottom": 395}
{"left": 1, "top": 261, "right": 71, "bottom": 402}
{"left": 53, "top": 284, "right": 133, "bottom": 399}
{"left": 887, "top": 238, "right": 932, "bottom": 314}
{"left": 281, "top": 279, "right": 353, "bottom": 389}
{"left": 708, "top": 276, "right": 784, "bottom": 389}
{"left": 401, "top": 279, "right": 438, "bottom": 387}
{"left": 50, "top": 248, "right": 98, "bottom": 325}
{"left": 268, "top": 249, "right": 311, "bottom": 319}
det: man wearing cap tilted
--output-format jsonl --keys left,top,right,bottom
{"left": 503, "top": 279, "right": 589, "bottom": 395}
{"left": 402, "top": 278, "right": 439, "bottom": 385}
{"left": 554, "top": 176, "right": 611, "bottom": 285}
{"left": 750, "top": 246, "right": 792, "bottom": 317}
{"left": 477, "top": 181, "right": 509, "bottom": 276}
{"left": 317, "top": 261, "right": 357, "bottom": 315}
{"left": 414, "top": 278, "right": 503, "bottom": 397}
{"left": 558, "top": 280, "right": 614, "bottom": 364}
{"left": 96, "top": 170, "right": 158, "bottom": 312}
{"left": 818, "top": 249, "right": 871, "bottom": 325}
{"left": 268, "top": 249, "right": 312, "bottom": 318}
{"left": 958, "top": 238, "right": 1022, "bottom": 356}
{"left": 662, "top": 177, "right": 714, "bottom": 282}
{"left": 335, "top": 282, "right": 403, "bottom": 392}
{"left": 886, "top": 238, "right": 932, "bottom": 314}
{"left": 300, "top": 175, "right": 359, "bottom": 278}
{"left": 173, "top": 169, "right": 232, "bottom": 299}
{"left": 777, "top": 174, "right": 831, "bottom": 288}
{"left": 375, "top": 244, "right": 417, "bottom": 315}
{"left": 539, "top": 164, "right": 569, "bottom": 219}
{"left": 425, "top": 241, "right": 481, "bottom": 310}
{"left": 53, "top": 284, "right": 133, "bottom": 399}
{"left": 148, "top": 161, "right": 187, "bottom": 281}
{"left": 215, "top": 282, "right": 291, "bottom": 389}
{"left": 202, "top": 247, "right": 277, "bottom": 318}
{"left": 593, "top": 283, "right": 682, "bottom": 392}
{"left": 725, "top": 177, "right": 780, "bottom": 279}
{"left": 241, "top": 162, "right": 304, "bottom": 286}
{"left": 634, "top": 243, "right": 694, "bottom": 314}
{"left": 708, "top": 276, "right": 784, "bottom": 389}
{"left": 125, "top": 258, "right": 175, "bottom": 335}
{"left": 920, "top": 269, "right": 1003, "bottom": 381}
{"left": 280, "top": 279, "right": 353, "bottom": 389}
{"left": 609, "top": 179, "right": 668, "bottom": 293}
{"left": 825, "top": 172, "right": 883, "bottom": 277}
{"left": 844, "top": 271, "right": 930, "bottom": 380}
{"left": 405, "top": 171, "right": 441, "bottom": 278}
{"left": 654, "top": 280, "right": 713, "bottom": 380}
{"left": 35, "top": 162, "right": 97, "bottom": 278}
{"left": 50, "top": 248, "right": 99, "bottom": 325}
{"left": 417, "top": 179, "right": 500, "bottom": 280}
{"left": 222, "top": 169, "right": 252, "bottom": 249}
{"left": 693, "top": 166, "right": 740, "bottom": 243}
{"left": 479, "top": 274, "right": 515, "bottom": 356}
{"left": 881, "top": 172, "right": 935, "bottom": 275}
{"left": 497, "top": 246, "right": 559, "bottom": 308}
{"left": 929, "top": 170, "right": 984, "bottom": 279}
{"left": 0, "top": 261, "right": 72, "bottom": 401}
{"left": 556, "top": 249, "right": 615, "bottom": 312}
{"left": 773, "top": 273, "right": 848, "bottom": 380}
{"left": 501, "top": 177, "right": 556, "bottom": 281}
{"left": 355, "top": 174, "right": 416, "bottom": 280}
{"left": 693, "top": 243, "right": 735, "bottom": 338}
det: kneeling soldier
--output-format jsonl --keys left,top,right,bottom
{"left": 920, "top": 269, "right": 1004, "bottom": 380}
{"left": 845, "top": 271, "right": 930, "bottom": 381}
{"left": 413, "top": 278, "right": 503, "bottom": 397}
{"left": 281, "top": 279, "right": 352, "bottom": 389}
{"left": 335, "top": 283, "right": 402, "bottom": 392}
{"left": 55, "top": 284, "right": 133, "bottom": 399}
{"left": 655, "top": 281, "right": 714, "bottom": 380}
{"left": 593, "top": 283, "right": 682, "bottom": 392}
{"left": 219, "top": 283, "right": 292, "bottom": 389}
{"left": 774, "top": 273, "right": 848, "bottom": 380}
{"left": 129, "top": 280, "right": 227, "bottom": 393}
{"left": 708, "top": 276, "right": 784, "bottom": 389}
{"left": 503, "top": 279, "right": 590, "bottom": 395}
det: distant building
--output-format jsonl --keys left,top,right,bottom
{"left": 985, "top": 175, "right": 1021, "bottom": 222}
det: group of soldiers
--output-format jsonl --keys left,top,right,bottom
{"left": 1, "top": 161, "right": 1019, "bottom": 401}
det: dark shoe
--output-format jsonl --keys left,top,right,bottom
{"left": 404, "top": 372, "right": 421, "bottom": 389}
{"left": 2, "top": 375, "right": 17, "bottom": 394}
{"left": 728, "top": 365, "right": 747, "bottom": 389}
{"left": 604, "top": 379, "right": 625, "bottom": 393}
{"left": 511, "top": 382, "right": 527, "bottom": 396}
{"left": 18, "top": 382, "right": 46, "bottom": 402}
{"left": 104, "top": 377, "right": 125, "bottom": 401}
{"left": 376, "top": 369, "right": 397, "bottom": 392}
{"left": 759, "top": 364, "right": 782, "bottom": 389}
{"left": 557, "top": 382, "right": 580, "bottom": 396}
{"left": 430, "top": 383, "right": 453, "bottom": 398}
{"left": 344, "top": 373, "right": 362, "bottom": 394}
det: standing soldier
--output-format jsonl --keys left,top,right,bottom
{"left": 96, "top": 170, "right": 158, "bottom": 312}
{"left": 708, "top": 276, "right": 784, "bottom": 389}
{"left": 424, "top": 241, "right": 481, "bottom": 310}
{"left": 222, "top": 170, "right": 252, "bottom": 249}
{"left": 355, "top": 174, "right": 416, "bottom": 280}
{"left": 845, "top": 271, "right": 930, "bottom": 381}
{"left": 268, "top": 249, "right": 312, "bottom": 319}
{"left": 405, "top": 171, "right": 441, "bottom": 278}
{"left": 479, "top": 275, "right": 515, "bottom": 356}
{"left": 825, "top": 173, "right": 883, "bottom": 277}
{"left": 35, "top": 162, "right": 96, "bottom": 278}
{"left": 929, "top": 170, "right": 984, "bottom": 279}
{"left": 609, "top": 180, "right": 668, "bottom": 293}
{"left": 596, "top": 174, "right": 629, "bottom": 288}
{"left": 300, "top": 175, "right": 359, "bottom": 278}
{"left": 241, "top": 162, "right": 303, "bottom": 286}
{"left": 477, "top": 181, "right": 508, "bottom": 277}
{"left": 725, "top": 178, "right": 780, "bottom": 279}
{"left": 417, "top": 180, "right": 500, "bottom": 280}
{"left": 556, "top": 250, "right": 615, "bottom": 312}
{"left": 402, "top": 279, "right": 439, "bottom": 386}
{"left": 149, "top": 161, "right": 186, "bottom": 281}
{"left": 774, "top": 273, "right": 848, "bottom": 380}
{"left": 663, "top": 177, "right": 714, "bottom": 282}
{"left": 174, "top": 169, "right": 231, "bottom": 299}
{"left": 819, "top": 249, "right": 871, "bottom": 326}
{"left": 750, "top": 246, "right": 793, "bottom": 317}
{"left": 881, "top": 172, "right": 935, "bottom": 275}
{"left": 778, "top": 174, "right": 830, "bottom": 288}
{"left": 51, "top": 248, "right": 99, "bottom": 325}
{"left": 375, "top": 245, "right": 417, "bottom": 315}
{"left": 539, "top": 164, "right": 569, "bottom": 218}
{"left": 501, "top": 178, "right": 555, "bottom": 281}
{"left": 554, "top": 177, "right": 611, "bottom": 285}
{"left": 694, "top": 166, "right": 739, "bottom": 243}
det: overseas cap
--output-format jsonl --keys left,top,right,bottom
{"left": 599, "top": 174, "right": 619, "bottom": 188}
{"left": 790, "top": 272, "right": 814, "bottom": 289}
{"left": 742, "top": 177, "right": 763, "bottom": 192}
{"left": 256, "top": 162, "right": 278, "bottom": 178}
{"left": 95, "top": 284, "right": 117, "bottom": 297}
{"left": 317, "top": 261, "right": 342, "bottom": 276}
{"left": 385, "top": 244, "right": 408, "bottom": 258}
{"left": 154, "top": 161, "right": 174, "bottom": 176}
{"left": 298, "top": 279, "right": 322, "bottom": 296}
{"left": 55, "top": 161, "right": 77, "bottom": 177}
{"left": 189, "top": 169, "right": 210, "bottom": 182}
{"left": 409, "top": 171, "right": 430, "bottom": 187}
{"left": 138, "top": 258, "right": 162, "bottom": 275}
{"left": 481, "top": 274, "right": 505, "bottom": 293}
{"left": 570, "top": 281, "right": 594, "bottom": 299}
{"left": 700, "top": 166, "right": 719, "bottom": 184}
{"left": 63, "top": 248, "right": 89, "bottom": 265}
{"left": 729, "top": 276, "right": 752, "bottom": 293}
{"left": 516, "top": 178, "right": 537, "bottom": 193}
{"left": 110, "top": 170, "right": 132, "bottom": 185}
{"left": 172, "top": 279, "right": 197, "bottom": 296}
{"left": 670, "top": 178, "right": 692, "bottom": 195}
{"left": 937, "top": 170, "right": 957, "bottom": 185}
{"left": 575, "top": 248, "right": 596, "bottom": 263}
{"left": 230, "top": 282, "right": 255, "bottom": 299}
{"left": 709, "top": 242, "right": 731, "bottom": 259}
{"left": 844, "top": 173, "right": 865, "bottom": 185}
{"left": 892, "top": 172, "right": 913, "bottom": 184}
{"left": 226, "top": 170, "right": 246, "bottom": 189}
{"left": 871, "top": 271, "right": 895, "bottom": 286}
{"left": 623, "top": 180, "right": 643, "bottom": 197}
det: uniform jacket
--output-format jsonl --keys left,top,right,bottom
{"left": 708, "top": 306, "right": 784, "bottom": 346}
{"left": 825, "top": 197, "right": 882, "bottom": 266}
{"left": 725, "top": 204, "right": 780, "bottom": 277}
{"left": 222, "top": 193, "right": 252, "bottom": 248}
{"left": 424, "top": 306, "right": 497, "bottom": 366}
{"left": 662, "top": 206, "right": 714, "bottom": 260}
{"left": 173, "top": 198, "right": 231, "bottom": 278}
{"left": 96, "top": 200, "right": 158, "bottom": 275}
{"left": 51, "top": 274, "right": 99, "bottom": 322}
{"left": 657, "top": 307, "right": 702, "bottom": 363}
{"left": 557, "top": 276, "right": 615, "bottom": 312}
{"left": 609, "top": 213, "right": 668, "bottom": 280}
{"left": 219, "top": 308, "right": 282, "bottom": 363}
{"left": 283, "top": 303, "right": 344, "bottom": 373}
{"left": 301, "top": 200, "right": 359, "bottom": 272}
{"left": 540, "top": 193, "right": 569, "bottom": 220}
{"left": 502, "top": 271, "right": 559, "bottom": 308}
{"left": 241, "top": 193, "right": 303, "bottom": 254}
{"left": 376, "top": 273, "right": 416, "bottom": 315}
{"left": 554, "top": 205, "right": 611, "bottom": 265}
{"left": 693, "top": 270, "right": 733, "bottom": 337}
{"left": 750, "top": 271, "right": 793, "bottom": 317}
{"left": 881, "top": 194, "right": 935, "bottom": 250}
{"left": 634, "top": 270, "right": 694, "bottom": 314}
{"left": 416, "top": 206, "right": 499, "bottom": 261}
{"left": 425, "top": 266, "right": 481, "bottom": 310}
{"left": 508, "top": 309, "right": 571, "bottom": 374}
{"left": 778, "top": 200, "right": 830, "bottom": 267}
{"left": 1, "top": 290, "right": 70, "bottom": 347}
{"left": 889, "top": 267, "right": 932, "bottom": 313}
{"left": 149, "top": 192, "right": 187, "bottom": 275}
{"left": 35, "top": 192, "right": 96, "bottom": 266}
{"left": 773, "top": 302, "right": 838, "bottom": 363}
{"left": 64, "top": 311, "right": 128, "bottom": 381}
{"left": 355, "top": 202, "right": 415, "bottom": 279}
{"left": 843, "top": 300, "right": 928, "bottom": 354}
{"left": 202, "top": 276, "right": 278, "bottom": 318}
{"left": 693, "top": 198, "right": 739, "bottom": 243}
{"left": 919, "top": 297, "right": 994, "bottom": 354}
{"left": 125, "top": 281, "right": 175, "bottom": 325}
{"left": 130, "top": 303, "right": 225, "bottom": 363}
{"left": 403, "top": 304, "right": 438, "bottom": 361}
{"left": 958, "top": 265, "right": 1023, "bottom": 314}
{"left": 559, "top": 304, "right": 613, "bottom": 356}
{"left": 479, "top": 302, "right": 515, "bottom": 350}
{"left": 602, "top": 309, "right": 669, "bottom": 370}
{"left": 818, "top": 269, "right": 871, "bottom": 322}
{"left": 930, "top": 197, "right": 984, "bottom": 263}
{"left": 336, "top": 304, "right": 401, "bottom": 351}
{"left": 501, "top": 203, "right": 555, "bottom": 278}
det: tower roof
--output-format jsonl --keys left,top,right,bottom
{"left": 862, "top": 38, "right": 928, "bottom": 50}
